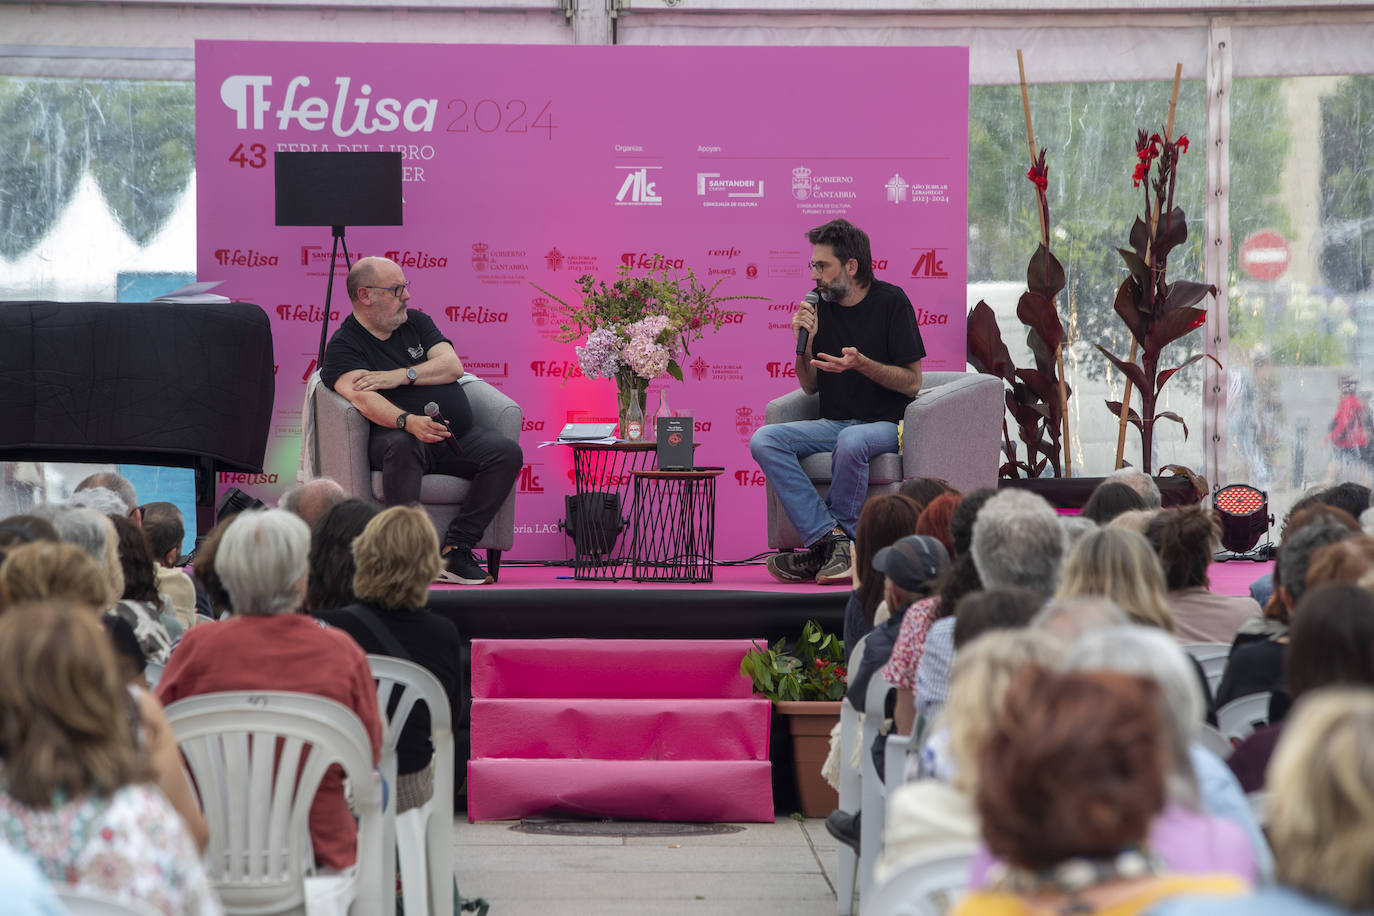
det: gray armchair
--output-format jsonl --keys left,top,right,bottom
{"left": 764, "top": 371, "right": 1005, "bottom": 549}
{"left": 304, "top": 372, "right": 522, "bottom": 579}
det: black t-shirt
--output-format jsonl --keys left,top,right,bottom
{"left": 320, "top": 309, "right": 473, "bottom": 437}
{"left": 315, "top": 601, "right": 461, "bottom": 775}
{"left": 811, "top": 279, "right": 926, "bottom": 423}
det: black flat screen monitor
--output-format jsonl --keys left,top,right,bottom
{"left": 274, "top": 151, "right": 403, "bottom": 227}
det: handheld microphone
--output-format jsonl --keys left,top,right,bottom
{"left": 795, "top": 290, "right": 821, "bottom": 356}
{"left": 424, "top": 402, "right": 464, "bottom": 458}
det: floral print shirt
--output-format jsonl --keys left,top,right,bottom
{"left": 882, "top": 595, "right": 942, "bottom": 689}
{"left": 0, "top": 783, "right": 221, "bottom": 915}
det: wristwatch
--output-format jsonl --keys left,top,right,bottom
{"left": 406, "top": 367, "right": 418, "bottom": 385}
{"left": 396, "top": 412, "right": 410, "bottom": 430}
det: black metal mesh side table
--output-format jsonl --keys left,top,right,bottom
{"left": 566, "top": 441, "right": 658, "bottom": 580}
{"left": 628, "top": 469, "right": 721, "bottom": 583}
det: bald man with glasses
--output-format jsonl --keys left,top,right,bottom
{"left": 321, "top": 256, "right": 523, "bottom": 585}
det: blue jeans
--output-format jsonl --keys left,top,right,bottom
{"left": 749, "top": 418, "right": 899, "bottom": 545}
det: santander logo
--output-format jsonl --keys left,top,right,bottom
{"left": 219, "top": 75, "right": 437, "bottom": 136}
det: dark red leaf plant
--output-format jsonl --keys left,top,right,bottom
{"left": 1098, "top": 129, "right": 1220, "bottom": 473}
{"left": 967, "top": 149, "right": 1072, "bottom": 478}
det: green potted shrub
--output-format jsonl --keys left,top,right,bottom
{"left": 741, "top": 620, "right": 845, "bottom": 816}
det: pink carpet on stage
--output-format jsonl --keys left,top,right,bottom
{"left": 1209, "top": 560, "right": 1273, "bottom": 598}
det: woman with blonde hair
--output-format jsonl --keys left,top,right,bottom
{"left": 0, "top": 540, "right": 210, "bottom": 851}
{"left": 1152, "top": 687, "right": 1374, "bottom": 916}
{"left": 316, "top": 505, "right": 460, "bottom": 812}
{"left": 0, "top": 600, "right": 219, "bottom": 914}
{"left": 1055, "top": 526, "right": 1174, "bottom": 632}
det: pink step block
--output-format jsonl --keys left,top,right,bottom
{"left": 470, "top": 638, "right": 761, "bottom": 699}
{"left": 471, "top": 698, "right": 772, "bottom": 761}
{"left": 467, "top": 758, "right": 774, "bottom": 822}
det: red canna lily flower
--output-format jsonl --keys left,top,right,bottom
{"left": 1177, "top": 135, "right": 1189, "bottom": 154}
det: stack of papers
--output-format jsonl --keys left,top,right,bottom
{"left": 537, "top": 422, "right": 619, "bottom": 447}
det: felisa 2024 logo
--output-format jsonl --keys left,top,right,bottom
{"left": 218, "top": 75, "right": 437, "bottom": 136}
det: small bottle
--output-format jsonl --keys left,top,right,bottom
{"left": 653, "top": 390, "right": 673, "bottom": 440}
{"left": 626, "top": 391, "right": 645, "bottom": 441}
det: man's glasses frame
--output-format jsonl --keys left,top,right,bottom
{"left": 362, "top": 282, "right": 411, "bottom": 297}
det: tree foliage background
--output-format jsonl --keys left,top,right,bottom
{"left": 967, "top": 78, "right": 1288, "bottom": 385}
{"left": 0, "top": 78, "right": 195, "bottom": 259}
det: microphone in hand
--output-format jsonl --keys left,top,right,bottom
{"left": 795, "top": 290, "right": 821, "bottom": 356}
{"left": 424, "top": 401, "right": 464, "bottom": 458}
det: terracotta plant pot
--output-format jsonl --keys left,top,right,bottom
{"left": 775, "top": 700, "right": 842, "bottom": 818}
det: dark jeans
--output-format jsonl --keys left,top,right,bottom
{"left": 368, "top": 425, "right": 523, "bottom": 549}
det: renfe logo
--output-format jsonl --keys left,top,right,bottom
{"left": 219, "top": 75, "right": 438, "bottom": 135}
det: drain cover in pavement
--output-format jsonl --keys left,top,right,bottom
{"left": 513, "top": 818, "right": 744, "bottom": 838}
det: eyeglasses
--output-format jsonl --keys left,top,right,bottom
{"left": 808, "top": 261, "right": 833, "bottom": 272}
{"left": 362, "top": 281, "right": 411, "bottom": 297}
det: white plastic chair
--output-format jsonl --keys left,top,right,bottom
{"left": 1196, "top": 723, "right": 1233, "bottom": 759}
{"left": 863, "top": 851, "right": 974, "bottom": 916}
{"left": 164, "top": 691, "right": 385, "bottom": 916}
{"left": 367, "top": 655, "right": 455, "bottom": 916}
{"left": 54, "top": 889, "right": 162, "bottom": 916}
{"left": 1217, "top": 692, "right": 1272, "bottom": 743}
{"left": 835, "top": 695, "right": 860, "bottom": 916}
{"left": 859, "top": 670, "right": 897, "bottom": 901}
{"left": 1180, "top": 642, "right": 1230, "bottom": 695}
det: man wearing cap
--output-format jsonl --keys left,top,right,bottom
{"left": 825, "top": 534, "right": 949, "bottom": 852}
{"left": 321, "top": 255, "right": 523, "bottom": 585}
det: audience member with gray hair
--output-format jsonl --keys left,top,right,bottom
{"left": 74, "top": 471, "right": 138, "bottom": 516}
{"left": 1059, "top": 514, "right": 1097, "bottom": 546}
{"left": 278, "top": 477, "right": 348, "bottom": 528}
{"left": 157, "top": 509, "right": 382, "bottom": 870}
{"left": 66, "top": 486, "right": 134, "bottom": 518}
{"left": 1109, "top": 466, "right": 1163, "bottom": 508}
{"left": 970, "top": 489, "right": 1067, "bottom": 599}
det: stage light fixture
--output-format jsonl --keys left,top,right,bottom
{"left": 1213, "top": 484, "right": 1271, "bottom": 555}
{"left": 562, "top": 492, "right": 624, "bottom": 556}
{"left": 216, "top": 486, "right": 267, "bottom": 522}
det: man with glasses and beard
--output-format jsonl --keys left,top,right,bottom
{"left": 321, "top": 256, "right": 522, "bottom": 585}
{"left": 750, "top": 220, "right": 925, "bottom": 586}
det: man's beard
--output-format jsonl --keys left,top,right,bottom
{"left": 375, "top": 308, "right": 407, "bottom": 333}
{"left": 817, "top": 274, "right": 851, "bottom": 303}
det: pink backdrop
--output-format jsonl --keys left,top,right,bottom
{"left": 195, "top": 40, "right": 969, "bottom": 561}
